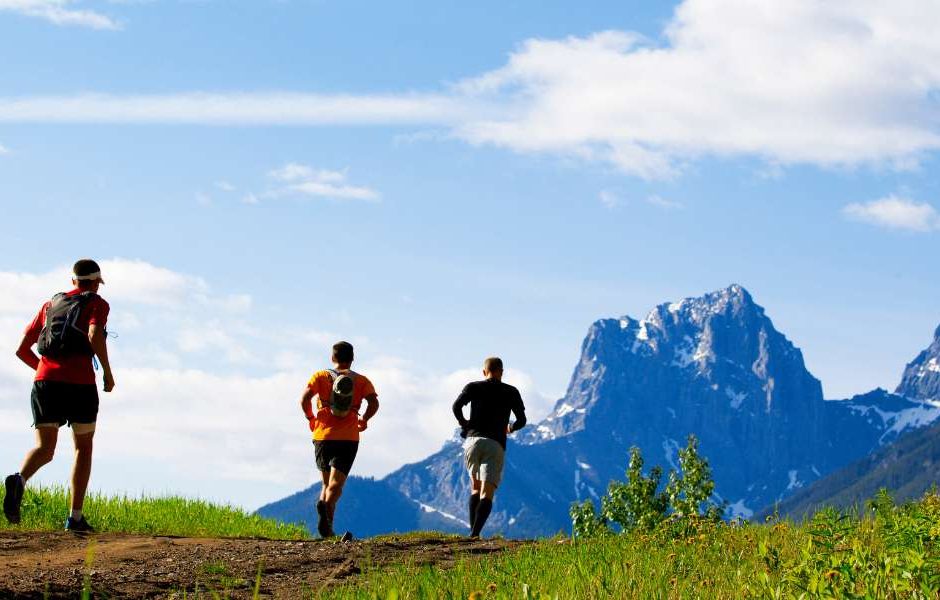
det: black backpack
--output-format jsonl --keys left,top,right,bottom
{"left": 36, "top": 292, "right": 97, "bottom": 359}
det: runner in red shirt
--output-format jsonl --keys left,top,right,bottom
{"left": 3, "top": 259, "right": 115, "bottom": 533}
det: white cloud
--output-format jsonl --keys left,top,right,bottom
{"left": 598, "top": 191, "right": 682, "bottom": 211}
{"left": 5, "top": 1, "right": 940, "bottom": 178}
{"left": 645, "top": 195, "right": 683, "bottom": 210}
{"left": 10, "top": 1, "right": 939, "bottom": 181}
{"left": 0, "top": 92, "right": 474, "bottom": 125}
{"left": 265, "top": 162, "right": 379, "bottom": 202}
{"left": 0, "top": 0, "right": 120, "bottom": 30}
{"left": 843, "top": 195, "right": 940, "bottom": 232}
{"left": 0, "top": 143, "right": 9, "bottom": 155}
{"left": 0, "top": 260, "right": 551, "bottom": 508}
{"left": 456, "top": 0, "right": 940, "bottom": 178}
{"left": 214, "top": 180, "right": 236, "bottom": 192}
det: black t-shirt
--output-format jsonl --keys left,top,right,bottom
{"left": 452, "top": 379, "right": 527, "bottom": 449}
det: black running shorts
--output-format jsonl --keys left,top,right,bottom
{"left": 30, "top": 380, "right": 99, "bottom": 427}
{"left": 314, "top": 440, "right": 359, "bottom": 475}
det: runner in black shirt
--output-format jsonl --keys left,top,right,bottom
{"left": 452, "top": 357, "right": 527, "bottom": 537}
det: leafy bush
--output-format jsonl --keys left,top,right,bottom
{"left": 571, "top": 434, "right": 725, "bottom": 538}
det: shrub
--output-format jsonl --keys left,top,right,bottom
{"left": 571, "top": 434, "right": 725, "bottom": 538}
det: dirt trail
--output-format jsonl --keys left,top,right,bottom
{"left": 0, "top": 531, "right": 523, "bottom": 599}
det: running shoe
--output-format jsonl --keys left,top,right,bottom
{"left": 316, "top": 500, "right": 334, "bottom": 538}
{"left": 3, "top": 474, "right": 24, "bottom": 524}
{"left": 65, "top": 516, "right": 95, "bottom": 533}
{"left": 340, "top": 531, "right": 354, "bottom": 543}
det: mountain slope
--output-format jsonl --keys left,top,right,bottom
{"left": 759, "top": 416, "right": 940, "bottom": 520}
{"left": 255, "top": 477, "right": 463, "bottom": 538}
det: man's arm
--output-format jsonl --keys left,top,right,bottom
{"left": 300, "top": 387, "right": 316, "bottom": 419}
{"left": 88, "top": 324, "right": 114, "bottom": 393}
{"left": 508, "top": 393, "right": 527, "bottom": 433}
{"left": 15, "top": 333, "right": 40, "bottom": 371}
{"left": 358, "top": 394, "right": 379, "bottom": 431}
{"left": 452, "top": 386, "right": 471, "bottom": 429}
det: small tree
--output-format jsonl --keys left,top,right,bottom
{"left": 570, "top": 434, "right": 726, "bottom": 538}
{"left": 665, "top": 434, "right": 726, "bottom": 521}
{"left": 601, "top": 447, "right": 668, "bottom": 531}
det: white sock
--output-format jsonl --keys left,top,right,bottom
{"left": 70, "top": 509, "right": 83, "bottom": 521}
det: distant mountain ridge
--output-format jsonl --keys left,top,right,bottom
{"left": 759, "top": 417, "right": 940, "bottom": 520}
{"left": 258, "top": 286, "right": 940, "bottom": 537}
{"left": 758, "top": 325, "right": 940, "bottom": 519}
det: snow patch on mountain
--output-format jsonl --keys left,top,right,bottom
{"left": 726, "top": 388, "right": 747, "bottom": 410}
{"left": 787, "top": 470, "right": 803, "bottom": 491}
{"left": 673, "top": 336, "right": 696, "bottom": 368}
{"left": 728, "top": 499, "right": 754, "bottom": 519}
{"left": 417, "top": 502, "right": 469, "bottom": 527}
{"left": 882, "top": 402, "right": 940, "bottom": 441}
{"left": 663, "top": 438, "right": 681, "bottom": 471}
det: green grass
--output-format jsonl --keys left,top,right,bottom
{"left": 318, "top": 492, "right": 940, "bottom": 599}
{"left": 0, "top": 484, "right": 308, "bottom": 539}
{"left": 3, "top": 486, "right": 939, "bottom": 598}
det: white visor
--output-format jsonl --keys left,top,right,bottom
{"left": 74, "top": 271, "right": 104, "bottom": 282}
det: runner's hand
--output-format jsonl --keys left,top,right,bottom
{"left": 357, "top": 417, "right": 369, "bottom": 432}
{"left": 308, "top": 416, "right": 317, "bottom": 432}
{"left": 507, "top": 424, "right": 513, "bottom": 434}
{"left": 103, "top": 371, "right": 115, "bottom": 393}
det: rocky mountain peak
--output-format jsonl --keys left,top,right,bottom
{"left": 896, "top": 323, "right": 940, "bottom": 402}
{"left": 526, "top": 285, "right": 820, "bottom": 443}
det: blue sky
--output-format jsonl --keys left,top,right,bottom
{"left": 1, "top": 0, "right": 938, "bottom": 508}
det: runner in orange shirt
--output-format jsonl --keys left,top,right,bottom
{"left": 300, "top": 341, "right": 379, "bottom": 538}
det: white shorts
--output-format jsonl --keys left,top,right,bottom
{"left": 463, "top": 436, "right": 505, "bottom": 488}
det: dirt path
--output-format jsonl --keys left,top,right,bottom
{"left": 0, "top": 531, "right": 523, "bottom": 599}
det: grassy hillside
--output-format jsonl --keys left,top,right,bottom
{"left": 762, "top": 418, "right": 940, "bottom": 520}
{"left": 323, "top": 492, "right": 940, "bottom": 599}
{"left": 0, "top": 485, "right": 307, "bottom": 539}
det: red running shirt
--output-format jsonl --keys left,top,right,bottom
{"left": 23, "top": 289, "right": 110, "bottom": 385}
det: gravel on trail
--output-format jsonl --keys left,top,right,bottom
{"left": 0, "top": 531, "right": 523, "bottom": 599}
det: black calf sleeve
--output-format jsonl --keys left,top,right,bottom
{"left": 469, "top": 493, "right": 480, "bottom": 531}
{"left": 471, "top": 498, "right": 493, "bottom": 537}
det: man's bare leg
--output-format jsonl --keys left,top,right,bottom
{"left": 70, "top": 431, "right": 94, "bottom": 513}
{"left": 20, "top": 427, "right": 59, "bottom": 482}
{"left": 315, "top": 470, "right": 333, "bottom": 537}
{"left": 319, "top": 470, "right": 330, "bottom": 503}
{"left": 324, "top": 468, "right": 347, "bottom": 523}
